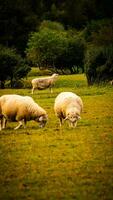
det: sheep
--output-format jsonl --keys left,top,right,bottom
{"left": 0, "top": 94, "right": 48, "bottom": 130}
{"left": 54, "top": 92, "right": 83, "bottom": 128}
{"left": 31, "top": 73, "right": 58, "bottom": 94}
{"left": 110, "top": 80, "right": 113, "bottom": 85}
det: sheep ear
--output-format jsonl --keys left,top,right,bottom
{"left": 78, "top": 115, "right": 81, "bottom": 120}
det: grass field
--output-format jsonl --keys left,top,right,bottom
{"left": 0, "top": 73, "right": 113, "bottom": 200}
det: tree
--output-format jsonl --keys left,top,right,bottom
{"left": 26, "top": 21, "right": 85, "bottom": 74}
{"left": 85, "top": 45, "right": 113, "bottom": 85}
{"left": 84, "top": 19, "right": 113, "bottom": 85}
{"left": 39, "top": 20, "right": 64, "bottom": 31}
{"left": 55, "top": 35, "right": 85, "bottom": 74}
{"left": 0, "top": 46, "right": 31, "bottom": 88}
{"left": 0, "top": 0, "right": 39, "bottom": 54}
{"left": 26, "top": 21, "right": 68, "bottom": 71}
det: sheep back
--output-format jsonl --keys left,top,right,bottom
{"left": 54, "top": 92, "right": 83, "bottom": 118}
{"left": 0, "top": 94, "right": 47, "bottom": 122}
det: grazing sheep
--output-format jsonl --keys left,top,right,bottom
{"left": 54, "top": 92, "right": 83, "bottom": 127}
{"left": 31, "top": 73, "right": 58, "bottom": 94}
{"left": 0, "top": 94, "right": 48, "bottom": 130}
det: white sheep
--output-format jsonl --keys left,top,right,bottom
{"left": 31, "top": 73, "right": 58, "bottom": 94}
{"left": 0, "top": 94, "right": 48, "bottom": 130}
{"left": 54, "top": 92, "right": 83, "bottom": 127}
{"left": 110, "top": 80, "right": 113, "bottom": 85}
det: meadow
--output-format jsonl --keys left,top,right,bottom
{"left": 0, "top": 72, "right": 113, "bottom": 200}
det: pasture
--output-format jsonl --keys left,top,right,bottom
{"left": 0, "top": 73, "right": 113, "bottom": 200}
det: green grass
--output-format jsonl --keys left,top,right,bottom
{"left": 0, "top": 74, "right": 113, "bottom": 200}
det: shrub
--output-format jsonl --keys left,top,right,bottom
{"left": 84, "top": 19, "right": 113, "bottom": 85}
{"left": 0, "top": 45, "right": 31, "bottom": 88}
{"left": 26, "top": 21, "right": 85, "bottom": 74}
{"left": 85, "top": 45, "right": 113, "bottom": 85}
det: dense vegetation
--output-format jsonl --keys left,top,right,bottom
{"left": 0, "top": 73, "right": 113, "bottom": 199}
{"left": 0, "top": 45, "right": 30, "bottom": 88}
{"left": 0, "top": 0, "right": 113, "bottom": 86}
{"left": 26, "top": 21, "right": 85, "bottom": 74}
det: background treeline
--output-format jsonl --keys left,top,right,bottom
{"left": 0, "top": 0, "right": 113, "bottom": 88}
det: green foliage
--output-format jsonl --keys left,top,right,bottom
{"left": 1, "top": 0, "right": 113, "bottom": 56}
{"left": 0, "top": 0, "right": 38, "bottom": 54}
{"left": 39, "top": 20, "right": 65, "bottom": 31}
{"left": 85, "top": 45, "right": 113, "bottom": 85}
{"left": 55, "top": 34, "right": 85, "bottom": 73}
{"left": 28, "top": 67, "right": 51, "bottom": 77}
{"left": 26, "top": 21, "right": 85, "bottom": 74}
{"left": 0, "top": 45, "right": 31, "bottom": 88}
{"left": 84, "top": 19, "right": 113, "bottom": 46}
{"left": 84, "top": 19, "right": 113, "bottom": 85}
{"left": 1, "top": 0, "right": 113, "bottom": 84}
{"left": 26, "top": 26, "right": 68, "bottom": 68}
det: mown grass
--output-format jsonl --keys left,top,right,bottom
{"left": 0, "top": 74, "right": 113, "bottom": 200}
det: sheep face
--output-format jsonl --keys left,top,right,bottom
{"left": 35, "top": 114, "right": 48, "bottom": 128}
{"left": 65, "top": 108, "right": 81, "bottom": 127}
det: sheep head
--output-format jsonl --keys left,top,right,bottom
{"left": 52, "top": 73, "right": 59, "bottom": 79}
{"left": 65, "top": 107, "right": 81, "bottom": 127}
{"left": 35, "top": 114, "right": 48, "bottom": 128}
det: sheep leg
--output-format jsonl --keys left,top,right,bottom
{"left": 68, "top": 122, "right": 74, "bottom": 128}
{"left": 59, "top": 118, "right": 63, "bottom": 126}
{"left": 31, "top": 87, "right": 35, "bottom": 94}
{"left": 14, "top": 120, "right": 26, "bottom": 130}
{"left": 74, "top": 121, "right": 77, "bottom": 127}
{"left": 0, "top": 119, "right": 2, "bottom": 131}
{"left": 0, "top": 115, "right": 3, "bottom": 130}
{"left": 2, "top": 117, "right": 7, "bottom": 129}
{"left": 69, "top": 121, "right": 77, "bottom": 128}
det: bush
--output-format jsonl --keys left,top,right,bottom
{"left": 26, "top": 21, "right": 85, "bottom": 74}
{"left": 84, "top": 19, "right": 113, "bottom": 85}
{"left": 85, "top": 46, "right": 113, "bottom": 85}
{"left": 0, "top": 45, "right": 31, "bottom": 88}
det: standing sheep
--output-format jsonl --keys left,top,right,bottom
{"left": 54, "top": 92, "right": 83, "bottom": 127}
{"left": 0, "top": 94, "right": 48, "bottom": 130}
{"left": 31, "top": 73, "right": 58, "bottom": 94}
